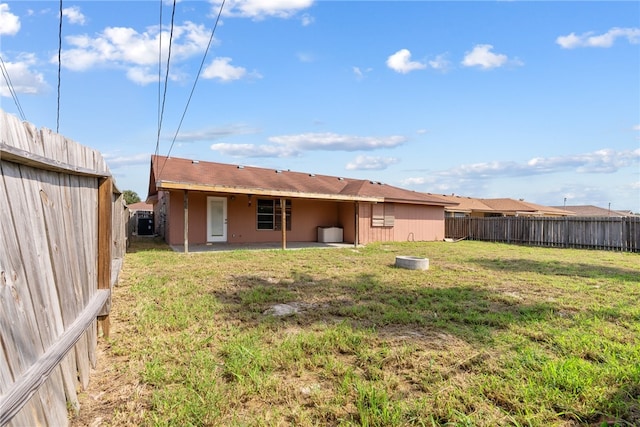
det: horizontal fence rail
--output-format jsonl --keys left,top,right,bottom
{"left": 1, "top": 109, "right": 127, "bottom": 426}
{"left": 0, "top": 290, "right": 110, "bottom": 426}
{"left": 445, "top": 216, "right": 640, "bottom": 252}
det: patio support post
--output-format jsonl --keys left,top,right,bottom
{"left": 354, "top": 201, "right": 359, "bottom": 248}
{"left": 184, "top": 190, "right": 189, "bottom": 254}
{"left": 280, "top": 197, "right": 287, "bottom": 250}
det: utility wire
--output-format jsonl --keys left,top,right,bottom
{"left": 154, "top": 0, "right": 164, "bottom": 158}
{"left": 158, "top": 0, "right": 226, "bottom": 178}
{"left": 155, "top": 0, "right": 177, "bottom": 161}
{"left": 56, "top": 0, "right": 63, "bottom": 133}
{"left": 0, "top": 55, "right": 27, "bottom": 121}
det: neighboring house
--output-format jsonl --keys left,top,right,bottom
{"left": 146, "top": 155, "right": 456, "bottom": 247}
{"left": 438, "top": 195, "right": 575, "bottom": 217}
{"left": 128, "top": 201, "right": 154, "bottom": 235}
{"left": 437, "top": 195, "right": 496, "bottom": 218}
{"left": 550, "top": 205, "right": 639, "bottom": 218}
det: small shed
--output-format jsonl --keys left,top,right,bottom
{"left": 128, "top": 201, "right": 154, "bottom": 236}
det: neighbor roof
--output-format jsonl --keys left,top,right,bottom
{"left": 148, "top": 155, "right": 455, "bottom": 206}
{"left": 481, "top": 198, "right": 574, "bottom": 216}
{"left": 127, "top": 201, "right": 153, "bottom": 211}
{"left": 437, "top": 195, "right": 574, "bottom": 216}
{"left": 550, "top": 205, "right": 636, "bottom": 217}
{"left": 436, "top": 195, "right": 495, "bottom": 213}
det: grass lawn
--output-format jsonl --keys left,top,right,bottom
{"left": 72, "top": 240, "right": 639, "bottom": 426}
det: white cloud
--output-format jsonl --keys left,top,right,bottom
{"left": 211, "top": 132, "right": 407, "bottom": 158}
{"left": 55, "top": 21, "right": 213, "bottom": 83}
{"left": 346, "top": 155, "right": 398, "bottom": 171}
{"left": 103, "top": 152, "right": 150, "bottom": 168}
{"left": 403, "top": 151, "right": 640, "bottom": 210}
{"left": 210, "top": 143, "right": 296, "bottom": 157}
{"left": 440, "top": 148, "right": 640, "bottom": 179}
{"left": 301, "top": 13, "right": 314, "bottom": 26}
{"left": 268, "top": 132, "right": 407, "bottom": 151}
{"left": 632, "top": 124, "right": 640, "bottom": 131}
{"left": 213, "top": 0, "right": 314, "bottom": 20}
{"left": 126, "top": 67, "right": 170, "bottom": 85}
{"left": 0, "top": 3, "right": 20, "bottom": 35}
{"left": 62, "top": 6, "right": 86, "bottom": 25}
{"left": 176, "top": 125, "right": 259, "bottom": 141}
{"left": 556, "top": 27, "right": 640, "bottom": 49}
{"left": 352, "top": 66, "right": 372, "bottom": 80}
{"left": 461, "top": 44, "right": 513, "bottom": 69}
{"left": 0, "top": 54, "right": 48, "bottom": 96}
{"left": 386, "top": 49, "right": 426, "bottom": 74}
{"left": 428, "top": 54, "right": 452, "bottom": 72}
{"left": 400, "top": 177, "right": 427, "bottom": 186}
{"left": 202, "top": 57, "right": 260, "bottom": 82}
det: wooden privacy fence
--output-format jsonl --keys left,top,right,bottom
{"left": 0, "top": 109, "right": 127, "bottom": 426}
{"left": 445, "top": 216, "right": 640, "bottom": 252}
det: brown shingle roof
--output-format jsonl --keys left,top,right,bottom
{"left": 482, "top": 198, "right": 574, "bottom": 216}
{"left": 437, "top": 195, "right": 574, "bottom": 216}
{"left": 437, "top": 195, "right": 494, "bottom": 213}
{"left": 127, "top": 201, "right": 153, "bottom": 211}
{"left": 149, "top": 155, "right": 453, "bottom": 206}
{"left": 550, "top": 205, "right": 635, "bottom": 217}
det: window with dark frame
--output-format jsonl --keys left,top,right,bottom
{"left": 257, "top": 199, "right": 291, "bottom": 230}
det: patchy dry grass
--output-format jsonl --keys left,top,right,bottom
{"left": 72, "top": 240, "right": 640, "bottom": 426}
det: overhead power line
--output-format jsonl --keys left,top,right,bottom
{"left": 0, "top": 55, "right": 27, "bottom": 121}
{"left": 56, "top": 0, "right": 63, "bottom": 133}
{"left": 154, "top": 0, "right": 164, "bottom": 158}
{"left": 155, "top": 0, "right": 177, "bottom": 160}
{"left": 158, "top": 0, "right": 226, "bottom": 178}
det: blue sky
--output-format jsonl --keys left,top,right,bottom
{"left": 1, "top": 1, "right": 639, "bottom": 211}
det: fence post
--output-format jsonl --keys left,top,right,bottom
{"left": 97, "top": 177, "right": 112, "bottom": 338}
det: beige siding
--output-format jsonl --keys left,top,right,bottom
{"left": 358, "top": 202, "right": 444, "bottom": 244}
{"left": 393, "top": 203, "right": 444, "bottom": 241}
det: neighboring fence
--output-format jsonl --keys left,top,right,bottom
{"left": 0, "top": 109, "right": 127, "bottom": 426}
{"left": 445, "top": 216, "right": 640, "bottom": 252}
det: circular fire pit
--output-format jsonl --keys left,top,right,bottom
{"left": 395, "top": 256, "right": 429, "bottom": 270}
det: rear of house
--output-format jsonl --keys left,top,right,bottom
{"left": 147, "top": 155, "right": 454, "bottom": 246}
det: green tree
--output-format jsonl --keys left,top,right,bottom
{"left": 123, "top": 190, "right": 141, "bottom": 205}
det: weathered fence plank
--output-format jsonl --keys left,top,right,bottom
{"left": 1, "top": 161, "right": 70, "bottom": 427}
{"left": 1, "top": 109, "right": 126, "bottom": 426}
{"left": 0, "top": 290, "right": 110, "bottom": 425}
{"left": 445, "top": 216, "right": 640, "bottom": 252}
{"left": 0, "top": 166, "right": 51, "bottom": 427}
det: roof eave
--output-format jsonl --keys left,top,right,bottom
{"left": 383, "top": 197, "right": 454, "bottom": 206}
{"left": 156, "top": 180, "right": 383, "bottom": 202}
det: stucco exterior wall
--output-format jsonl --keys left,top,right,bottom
{"left": 164, "top": 191, "right": 346, "bottom": 245}
{"left": 166, "top": 190, "right": 208, "bottom": 245}
{"left": 226, "top": 197, "right": 341, "bottom": 243}
{"left": 160, "top": 192, "right": 445, "bottom": 246}
{"left": 338, "top": 202, "right": 356, "bottom": 243}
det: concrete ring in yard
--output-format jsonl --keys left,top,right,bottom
{"left": 395, "top": 256, "right": 429, "bottom": 270}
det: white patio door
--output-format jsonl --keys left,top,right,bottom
{"left": 207, "top": 197, "right": 227, "bottom": 242}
